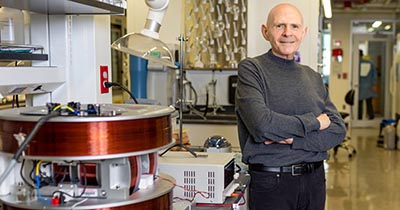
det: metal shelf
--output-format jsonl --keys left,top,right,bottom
{"left": 0, "top": 0, "right": 126, "bottom": 15}
{"left": 0, "top": 52, "right": 48, "bottom": 61}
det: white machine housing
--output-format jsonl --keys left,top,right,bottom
{"left": 158, "top": 152, "right": 236, "bottom": 204}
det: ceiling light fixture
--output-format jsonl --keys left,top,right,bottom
{"left": 372, "top": 21, "right": 382, "bottom": 28}
{"left": 322, "top": 0, "right": 332, "bottom": 18}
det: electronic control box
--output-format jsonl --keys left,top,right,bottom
{"left": 158, "top": 152, "right": 236, "bottom": 204}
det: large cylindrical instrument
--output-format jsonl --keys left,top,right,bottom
{"left": 0, "top": 104, "right": 177, "bottom": 210}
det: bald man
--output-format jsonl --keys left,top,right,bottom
{"left": 235, "top": 4, "right": 346, "bottom": 210}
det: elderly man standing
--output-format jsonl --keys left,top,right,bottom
{"left": 235, "top": 3, "right": 346, "bottom": 210}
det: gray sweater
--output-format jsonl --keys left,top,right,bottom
{"left": 235, "top": 50, "right": 346, "bottom": 166}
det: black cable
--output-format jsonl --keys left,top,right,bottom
{"left": 13, "top": 112, "right": 60, "bottom": 161}
{"left": 188, "top": 82, "right": 198, "bottom": 106}
{"left": 59, "top": 166, "right": 68, "bottom": 184}
{"left": 183, "top": 73, "right": 198, "bottom": 106}
{"left": 51, "top": 165, "right": 66, "bottom": 186}
{"left": 20, "top": 159, "right": 35, "bottom": 189}
{"left": 203, "top": 88, "right": 209, "bottom": 117}
{"left": 1, "top": 112, "right": 57, "bottom": 186}
{"left": 77, "top": 162, "right": 87, "bottom": 197}
{"left": 104, "top": 81, "right": 138, "bottom": 104}
{"left": 6, "top": 116, "right": 59, "bottom": 186}
{"left": 29, "top": 160, "right": 37, "bottom": 183}
{"left": 15, "top": 95, "right": 20, "bottom": 108}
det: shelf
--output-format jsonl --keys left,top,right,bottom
{"left": 0, "top": 52, "right": 48, "bottom": 61}
{"left": 0, "top": 0, "right": 126, "bottom": 15}
{"left": 0, "top": 66, "right": 65, "bottom": 97}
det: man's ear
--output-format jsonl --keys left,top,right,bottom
{"left": 304, "top": 26, "right": 308, "bottom": 35}
{"left": 261, "top": 24, "right": 269, "bottom": 41}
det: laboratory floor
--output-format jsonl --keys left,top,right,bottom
{"left": 325, "top": 126, "right": 400, "bottom": 210}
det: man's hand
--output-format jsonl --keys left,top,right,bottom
{"left": 264, "top": 138, "right": 293, "bottom": 145}
{"left": 317, "top": 113, "right": 331, "bottom": 130}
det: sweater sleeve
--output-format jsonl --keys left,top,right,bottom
{"left": 236, "top": 58, "right": 321, "bottom": 143}
{"left": 291, "top": 93, "right": 347, "bottom": 151}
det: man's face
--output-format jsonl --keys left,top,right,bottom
{"left": 262, "top": 5, "right": 307, "bottom": 60}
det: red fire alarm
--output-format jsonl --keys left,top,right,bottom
{"left": 332, "top": 48, "right": 343, "bottom": 57}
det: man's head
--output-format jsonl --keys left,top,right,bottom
{"left": 261, "top": 3, "right": 307, "bottom": 60}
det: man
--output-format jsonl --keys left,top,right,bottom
{"left": 235, "top": 3, "right": 346, "bottom": 210}
{"left": 358, "top": 50, "right": 378, "bottom": 120}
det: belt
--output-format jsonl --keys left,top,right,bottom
{"left": 249, "top": 161, "right": 323, "bottom": 176}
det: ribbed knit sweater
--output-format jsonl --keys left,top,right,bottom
{"left": 235, "top": 50, "right": 346, "bottom": 166}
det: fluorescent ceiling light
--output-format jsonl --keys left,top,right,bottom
{"left": 372, "top": 21, "right": 382, "bottom": 28}
{"left": 322, "top": 0, "right": 332, "bottom": 18}
{"left": 384, "top": 24, "right": 391, "bottom": 30}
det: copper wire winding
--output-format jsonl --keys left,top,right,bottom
{"left": 0, "top": 116, "right": 172, "bottom": 156}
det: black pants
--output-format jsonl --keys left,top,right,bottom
{"left": 248, "top": 164, "right": 326, "bottom": 210}
{"left": 358, "top": 98, "right": 374, "bottom": 120}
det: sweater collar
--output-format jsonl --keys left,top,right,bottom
{"left": 266, "top": 49, "right": 296, "bottom": 66}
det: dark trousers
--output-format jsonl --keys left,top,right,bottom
{"left": 358, "top": 98, "right": 374, "bottom": 120}
{"left": 248, "top": 164, "right": 326, "bottom": 210}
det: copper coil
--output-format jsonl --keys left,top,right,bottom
{"left": 80, "top": 163, "right": 98, "bottom": 186}
{"left": 149, "top": 152, "right": 158, "bottom": 175}
{"left": 128, "top": 156, "right": 139, "bottom": 194}
{"left": 0, "top": 116, "right": 172, "bottom": 156}
{"left": 43, "top": 155, "right": 155, "bottom": 195}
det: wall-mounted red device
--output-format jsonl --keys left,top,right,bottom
{"left": 100, "top": 65, "right": 109, "bottom": 94}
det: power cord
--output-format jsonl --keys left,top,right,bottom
{"left": 104, "top": 81, "right": 139, "bottom": 104}
{"left": 0, "top": 112, "right": 59, "bottom": 185}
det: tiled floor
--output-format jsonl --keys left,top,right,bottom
{"left": 325, "top": 126, "right": 400, "bottom": 210}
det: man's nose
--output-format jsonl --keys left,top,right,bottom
{"left": 282, "top": 27, "right": 292, "bottom": 36}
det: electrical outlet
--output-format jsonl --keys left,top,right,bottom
{"left": 100, "top": 65, "right": 109, "bottom": 94}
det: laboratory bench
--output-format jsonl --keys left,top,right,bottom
{"left": 181, "top": 105, "right": 240, "bottom": 150}
{"left": 182, "top": 105, "right": 237, "bottom": 125}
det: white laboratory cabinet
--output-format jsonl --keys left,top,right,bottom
{"left": 0, "top": 0, "right": 126, "bottom": 106}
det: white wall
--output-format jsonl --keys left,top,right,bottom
{"left": 25, "top": 14, "right": 112, "bottom": 105}
{"left": 70, "top": 15, "right": 113, "bottom": 104}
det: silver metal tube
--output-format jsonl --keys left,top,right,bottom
{"left": 144, "top": 19, "right": 161, "bottom": 33}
